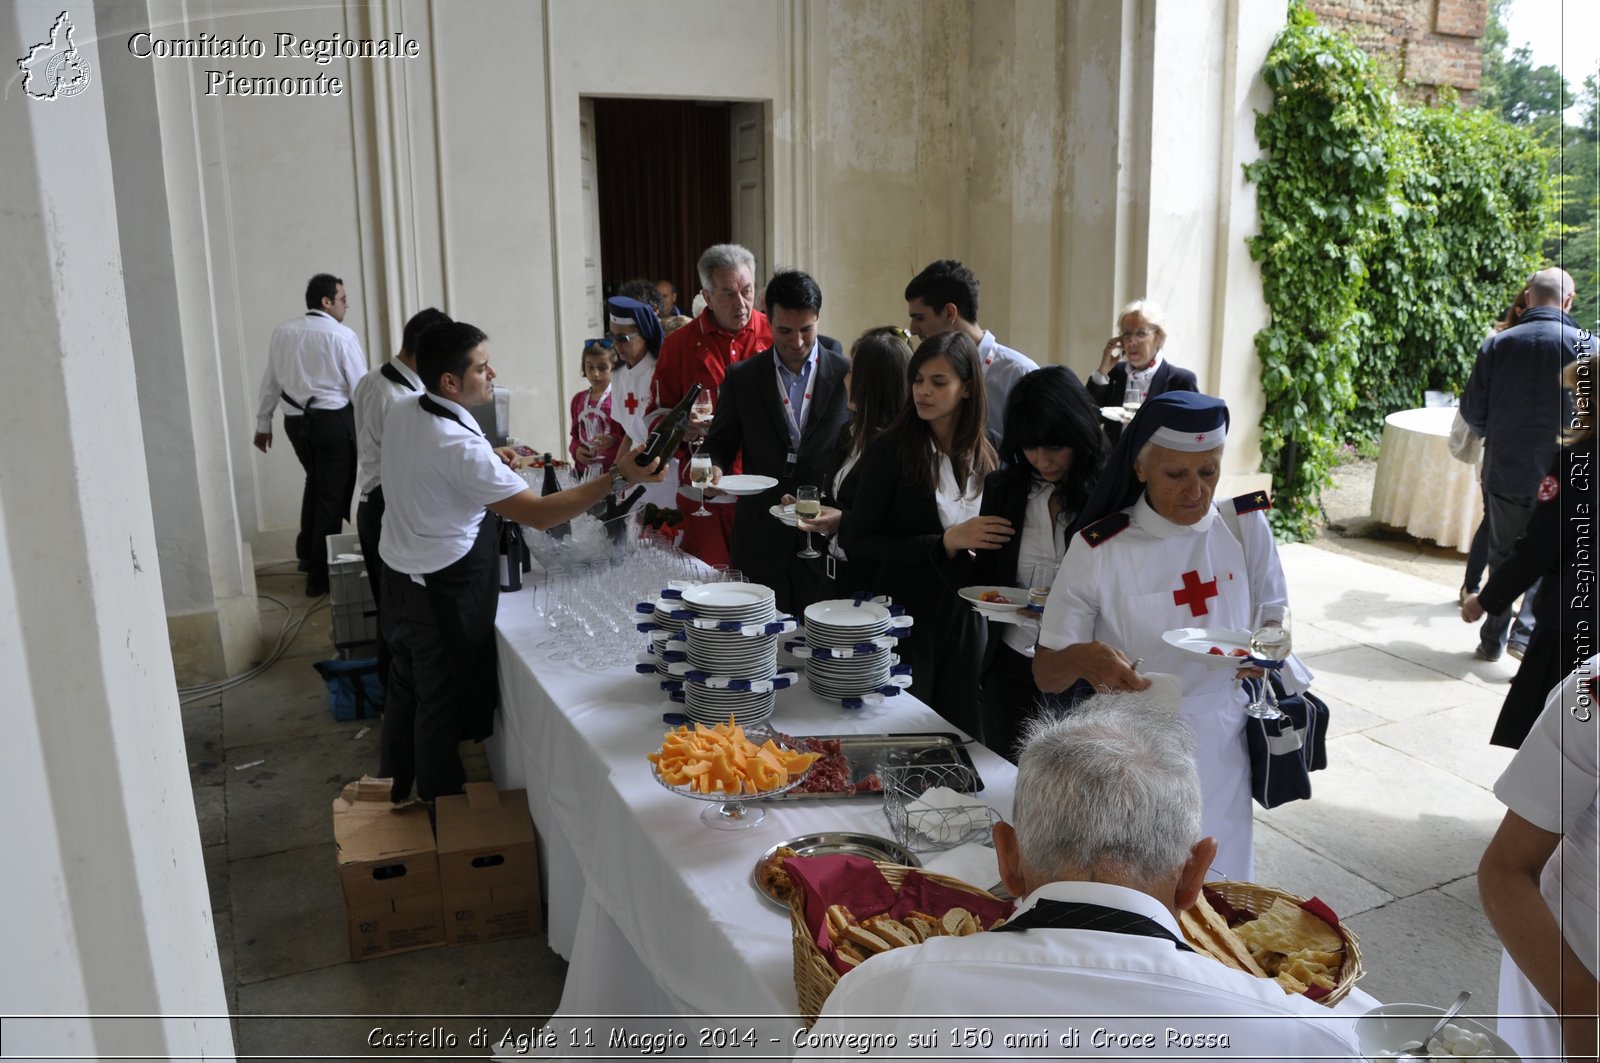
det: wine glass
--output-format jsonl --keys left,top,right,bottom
{"left": 689, "top": 454, "right": 713, "bottom": 517}
{"left": 1245, "top": 604, "right": 1291, "bottom": 720}
{"left": 1026, "top": 562, "right": 1055, "bottom": 614}
{"left": 795, "top": 486, "right": 822, "bottom": 559}
{"left": 1122, "top": 375, "right": 1144, "bottom": 418}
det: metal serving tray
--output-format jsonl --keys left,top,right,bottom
{"left": 752, "top": 831, "right": 922, "bottom": 912}
{"left": 770, "top": 731, "right": 983, "bottom": 800}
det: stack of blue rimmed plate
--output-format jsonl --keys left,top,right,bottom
{"left": 801, "top": 599, "right": 905, "bottom": 700}
{"left": 681, "top": 582, "right": 783, "bottom": 727}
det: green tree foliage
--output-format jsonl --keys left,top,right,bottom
{"left": 1246, "top": 2, "right": 1551, "bottom": 540}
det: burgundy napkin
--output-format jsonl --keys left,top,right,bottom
{"left": 888, "top": 869, "right": 1014, "bottom": 929}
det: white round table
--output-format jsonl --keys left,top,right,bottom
{"left": 1369, "top": 406, "right": 1482, "bottom": 553}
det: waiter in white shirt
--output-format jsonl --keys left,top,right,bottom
{"left": 253, "top": 273, "right": 368, "bottom": 597}
{"left": 800, "top": 696, "right": 1361, "bottom": 1061}
{"left": 351, "top": 307, "right": 450, "bottom": 680}
{"left": 378, "top": 320, "right": 662, "bottom": 802}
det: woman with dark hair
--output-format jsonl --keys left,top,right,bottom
{"left": 841, "top": 331, "right": 1010, "bottom": 738}
{"left": 791, "top": 327, "right": 913, "bottom": 596}
{"left": 971, "top": 365, "right": 1110, "bottom": 760}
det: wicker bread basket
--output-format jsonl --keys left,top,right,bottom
{"left": 789, "top": 861, "right": 1002, "bottom": 1027}
{"left": 1205, "top": 880, "right": 1365, "bottom": 1006}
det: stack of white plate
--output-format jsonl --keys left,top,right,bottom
{"left": 801, "top": 599, "right": 904, "bottom": 700}
{"left": 681, "top": 582, "right": 783, "bottom": 727}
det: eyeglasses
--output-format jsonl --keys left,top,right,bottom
{"left": 890, "top": 326, "right": 912, "bottom": 342}
{"left": 1119, "top": 328, "right": 1155, "bottom": 339}
{"left": 582, "top": 337, "right": 614, "bottom": 350}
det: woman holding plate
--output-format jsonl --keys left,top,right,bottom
{"left": 970, "top": 365, "right": 1110, "bottom": 762}
{"left": 842, "top": 331, "right": 1008, "bottom": 739}
{"left": 1032, "top": 392, "right": 1309, "bottom": 880}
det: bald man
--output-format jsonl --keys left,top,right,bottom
{"left": 1460, "top": 267, "right": 1585, "bottom": 663}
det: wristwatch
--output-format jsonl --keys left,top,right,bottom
{"left": 609, "top": 467, "right": 627, "bottom": 493}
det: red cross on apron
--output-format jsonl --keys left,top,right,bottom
{"left": 1173, "top": 569, "right": 1218, "bottom": 617}
{"left": 623, "top": 391, "right": 640, "bottom": 415}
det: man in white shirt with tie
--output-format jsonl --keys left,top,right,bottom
{"left": 253, "top": 273, "right": 368, "bottom": 596}
{"left": 378, "top": 320, "right": 662, "bottom": 802}
{"left": 800, "top": 695, "right": 1361, "bottom": 1060}
{"left": 903, "top": 259, "right": 1038, "bottom": 435}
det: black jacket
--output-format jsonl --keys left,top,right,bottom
{"left": 703, "top": 340, "right": 850, "bottom": 585}
{"left": 1085, "top": 359, "right": 1198, "bottom": 408}
{"left": 1461, "top": 306, "right": 1583, "bottom": 497}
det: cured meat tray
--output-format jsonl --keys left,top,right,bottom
{"left": 768, "top": 732, "right": 983, "bottom": 800}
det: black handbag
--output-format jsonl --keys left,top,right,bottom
{"left": 1245, "top": 674, "right": 1330, "bottom": 809}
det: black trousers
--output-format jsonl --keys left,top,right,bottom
{"left": 282, "top": 405, "right": 357, "bottom": 583}
{"left": 355, "top": 486, "right": 390, "bottom": 681}
{"left": 1479, "top": 490, "right": 1538, "bottom": 653}
{"left": 979, "top": 641, "right": 1065, "bottom": 765}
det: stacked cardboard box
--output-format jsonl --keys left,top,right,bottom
{"left": 332, "top": 778, "right": 445, "bottom": 961}
{"left": 435, "top": 782, "right": 542, "bottom": 944}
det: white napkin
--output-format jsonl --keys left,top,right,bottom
{"left": 904, "top": 786, "right": 993, "bottom": 844}
{"left": 1141, "top": 671, "right": 1182, "bottom": 713}
{"left": 922, "top": 840, "right": 1001, "bottom": 889}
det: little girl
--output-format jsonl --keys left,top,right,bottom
{"left": 569, "top": 340, "right": 623, "bottom": 476}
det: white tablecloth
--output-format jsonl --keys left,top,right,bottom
{"left": 1370, "top": 406, "right": 1482, "bottom": 552}
{"left": 488, "top": 583, "right": 1378, "bottom": 1057}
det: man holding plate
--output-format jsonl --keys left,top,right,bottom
{"left": 703, "top": 269, "right": 849, "bottom": 613}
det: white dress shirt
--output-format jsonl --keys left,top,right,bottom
{"left": 254, "top": 309, "right": 367, "bottom": 432}
{"left": 799, "top": 879, "right": 1362, "bottom": 1060}
{"left": 351, "top": 358, "right": 422, "bottom": 500}
{"left": 1491, "top": 657, "right": 1600, "bottom": 1061}
{"left": 1003, "top": 479, "right": 1067, "bottom": 657}
{"left": 976, "top": 330, "right": 1038, "bottom": 436}
{"left": 378, "top": 393, "right": 528, "bottom": 575}
{"left": 933, "top": 453, "right": 983, "bottom": 530}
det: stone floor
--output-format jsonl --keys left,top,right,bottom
{"left": 186, "top": 476, "right": 1526, "bottom": 1055}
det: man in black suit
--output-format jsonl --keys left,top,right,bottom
{"left": 704, "top": 269, "right": 850, "bottom": 613}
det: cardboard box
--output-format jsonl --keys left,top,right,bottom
{"left": 434, "top": 782, "right": 542, "bottom": 945}
{"left": 332, "top": 778, "right": 445, "bottom": 961}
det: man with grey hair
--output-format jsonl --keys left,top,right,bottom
{"left": 651, "top": 243, "right": 773, "bottom": 565}
{"left": 799, "top": 697, "right": 1361, "bottom": 1059}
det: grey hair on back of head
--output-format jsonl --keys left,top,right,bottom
{"left": 1011, "top": 694, "right": 1201, "bottom": 883}
{"left": 697, "top": 243, "right": 757, "bottom": 292}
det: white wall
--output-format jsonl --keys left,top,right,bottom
{"left": 1, "top": 2, "right": 233, "bottom": 1055}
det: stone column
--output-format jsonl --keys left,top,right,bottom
{"left": 96, "top": 0, "right": 263, "bottom": 685}
{"left": 0, "top": 2, "right": 234, "bottom": 1056}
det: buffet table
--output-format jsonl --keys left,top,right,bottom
{"left": 487, "top": 582, "right": 1378, "bottom": 1057}
{"left": 1370, "top": 406, "right": 1482, "bottom": 552}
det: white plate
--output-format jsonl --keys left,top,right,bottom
{"left": 1161, "top": 627, "right": 1256, "bottom": 668}
{"left": 1100, "top": 406, "right": 1135, "bottom": 424}
{"left": 958, "top": 586, "right": 1031, "bottom": 614}
{"left": 805, "top": 599, "right": 890, "bottom": 629}
{"left": 681, "top": 582, "right": 775, "bottom": 611}
{"left": 769, "top": 503, "right": 799, "bottom": 528}
{"left": 715, "top": 474, "right": 780, "bottom": 496}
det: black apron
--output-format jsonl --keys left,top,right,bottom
{"left": 993, "top": 898, "right": 1194, "bottom": 953}
{"left": 414, "top": 394, "right": 503, "bottom": 742}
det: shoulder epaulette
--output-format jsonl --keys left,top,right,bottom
{"left": 1232, "top": 490, "right": 1272, "bottom": 515}
{"left": 1079, "top": 511, "right": 1131, "bottom": 547}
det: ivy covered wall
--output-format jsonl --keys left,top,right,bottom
{"left": 1245, "top": 1, "right": 1550, "bottom": 540}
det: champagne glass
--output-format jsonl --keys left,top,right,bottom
{"left": 689, "top": 454, "right": 713, "bottom": 517}
{"left": 1027, "top": 562, "right": 1055, "bottom": 614}
{"left": 1244, "top": 604, "right": 1291, "bottom": 720}
{"left": 1122, "top": 375, "right": 1144, "bottom": 418}
{"left": 795, "top": 486, "right": 822, "bottom": 559}
{"left": 688, "top": 389, "right": 715, "bottom": 458}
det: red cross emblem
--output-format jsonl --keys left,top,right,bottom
{"left": 1173, "top": 569, "right": 1219, "bottom": 617}
{"left": 1537, "top": 475, "right": 1560, "bottom": 502}
{"left": 1195, "top": 434, "right": 1206, "bottom": 442}
{"left": 623, "top": 392, "right": 640, "bottom": 415}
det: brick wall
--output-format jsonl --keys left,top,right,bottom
{"left": 1308, "top": 0, "right": 1487, "bottom": 104}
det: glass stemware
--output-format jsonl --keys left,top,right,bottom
{"left": 1244, "top": 604, "right": 1291, "bottom": 720}
{"left": 689, "top": 454, "right": 713, "bottom": 517}
{"left": 795, "top": 485, "right": 821, "bottom": 559}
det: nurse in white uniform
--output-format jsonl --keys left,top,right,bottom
{"left": 1033, "top": 392, "right": 1308, "bottom": 881}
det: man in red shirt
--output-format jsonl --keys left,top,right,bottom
{"left": 650, "top": 243, "right": 773, "bottom": 565}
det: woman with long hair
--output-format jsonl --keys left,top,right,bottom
{"left": 841, "top": 331, "right": 1009, "bottom": 738}
{"left": 971, "top": 366, "right": 1110, "bottom": 760}
{"left": 791, "top": 326, "right": 912, "bottom": 597}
